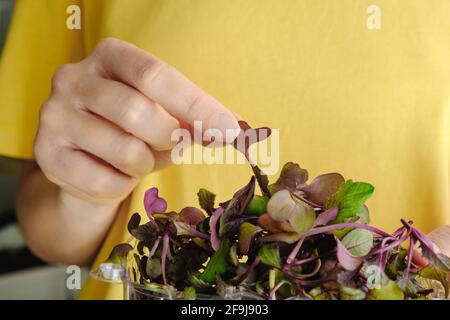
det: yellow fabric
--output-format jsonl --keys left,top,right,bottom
{"left": 1, "top": 0, "right": 450, "bottom": 299}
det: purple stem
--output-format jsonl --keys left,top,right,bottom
{"left": 149, "top": 216, "right": 160, "bottom": 233}
{"left": 182, "top": 225, "right": 210, "bottom": 240}
{"left": 268, "top": 281, "right": 286, "bottom": 300}
{"left": 371, "top": 228, "right": 412, "bottom": 255}
{"left": 148, "top": 236, "right": 161, "bottom": 258}
{"left": 236, "top": 258, "right": 260, "bottom": 284}
{"left": 161, "top": 229, "right": 170, "bottom": 285}
{"left": 286, "top": 239, "right": 304, "bottom": 265}
{"left": 377, "top": 237, "right": 392, "bottom": 271}
{"left": 291, "top": 192, "right": 322, "bottom": 208}
{"left": 392, "top": 226, "right": 406, "bottom": 238}
{"left": 287, "top": 256, "right": 319, "bottom": 268}
{"left": 299, "top": 222, "right": 391, "bottom": 239}
{"left": 404, "top": 237, "right": 415, "bottom": 282}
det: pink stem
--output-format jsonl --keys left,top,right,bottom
{"left": 299, "top": 222, "right": 391, "bottom": 239}
{"left": 291, "top": 192, "right": 322, "bottom": 208}
{"left": 371, "top": 228, "right": 412, "bottom": 255}
{"left": 286, "top": 238, "right": 304, "bottom": 265}
{"left": 161, "top": 230, "right": 170, "bottom": 285}
{"left": 268, "top": 281, "right": 286, "bottom": 300}
{"left": 148, "top": 237, "right": 161, "bottom": 258}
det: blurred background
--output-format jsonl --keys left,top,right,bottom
{"left": 0, "top": 0, "right": 87, "bottom": 299}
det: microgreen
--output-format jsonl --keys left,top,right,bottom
{"left": 102, "top": 121, "right": 450, "bottom": 300}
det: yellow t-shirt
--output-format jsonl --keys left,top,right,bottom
{"left": 1, "top": 0, "right": 450, "bottom": 299}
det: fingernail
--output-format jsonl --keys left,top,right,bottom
{"left": 208, "top": 112, "right": 240, "bottom": 144}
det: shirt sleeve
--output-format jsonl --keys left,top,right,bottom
{"left": 0, "top": 0, "right": 85, "bottom": 159}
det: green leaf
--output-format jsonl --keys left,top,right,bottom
{"left": 146, "top": 258, "right": 162, "bottom": 279}
{"left": 288, "top": 200, "right": 316, "bottom": 233}
{"left": 341, "top": 228, "right": 374, "bottom": 257}
{"left": 397, "top": 278, "right": 422, "bottom": 299}
{"left": 340, "top": 286, "right": 366, "bottom": 300}
{"left": 267, "top": 190, "right": 315, "bottom": 232}
{"left": 419, "top": 265, "right": 449, "bottom": 298}
{"left": 219, "top": 177, "right": 256, "bottom": 237}
{"left": 332, "top": 226, "right": 354, "bottom": 239}
{"left": 187, "top": 273, "right": 212, "bottom": 289}
{"left": 259, "top": 232, "right": 301, "bottom": 244}
{"left": 238, "top": 222, "right": 262, "bottom": 255}
{"left": 326, "top": 180, "right": 374, "bottom": 223}
{"left": 183, "top": 287, "right": 197, "bottom": 300}
{"left": 228, "top": 243, "right": 239, "bottom": 267}
{"left": 197, "top": 189, "right": 216, "bottom": 215}
{"left": 107, "top": 243, "right": 133, "bottom": 266}
{"left": 258, "top": 243, "right": 282, "bottom": 268}
{"left": 368, "top": 280, "right": 405, "bottom": 300}
{"left": 244, "top": 195, "right": 268, "bottom": 216}
{"left": 199, "top": 238, "right": 231, "bottom": 283}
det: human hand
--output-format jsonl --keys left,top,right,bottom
{"left": 34, "top": 38, "right": 239, "bottom": 206}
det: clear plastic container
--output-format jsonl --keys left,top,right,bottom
{"left": 91, "top": 262, "right": 266, "bottom": 300}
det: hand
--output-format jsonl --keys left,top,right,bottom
{"left": 35, "top": 38, "right": 239, "bottom": 206}
{"left": 413, "top": 225, "right": 450, "bottom": 286}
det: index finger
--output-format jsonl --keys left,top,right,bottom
{"left": 92, "top": 38, "right": 240, "bottom": 142}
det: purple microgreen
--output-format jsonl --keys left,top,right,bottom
{"left": 232, "top": 121, "right": 272, "bottom": 196}
{"left": 313, "top": 206, "right": 338, "bottom": 227}
{"left": 219, "top": 177, "right": 256, "bottom": 237}
{"left": 336, "top": 237, "right": 364, "bottom": 271}
{"left": 273, "top": 162, "right": 308, "bottom": 192}
{"left": 144, "top": 187, "right": 167, "bottom": 219}
{"left": 233, "top": 120, "right": 272, "bottom": 163}
{"left": 291, "top": 192, "right": 322, "bottom": 208}
{"left": 267, "top": 190, "right": 315, "bottom": 232}
{"left": 178, "top": 207, "right": 205, "bottom": 226}
{"left": 105, "top": 154, "right": 450, "bottom": 300}
{"left": 300, "top": 173, "right": 345, "bottom": 206}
